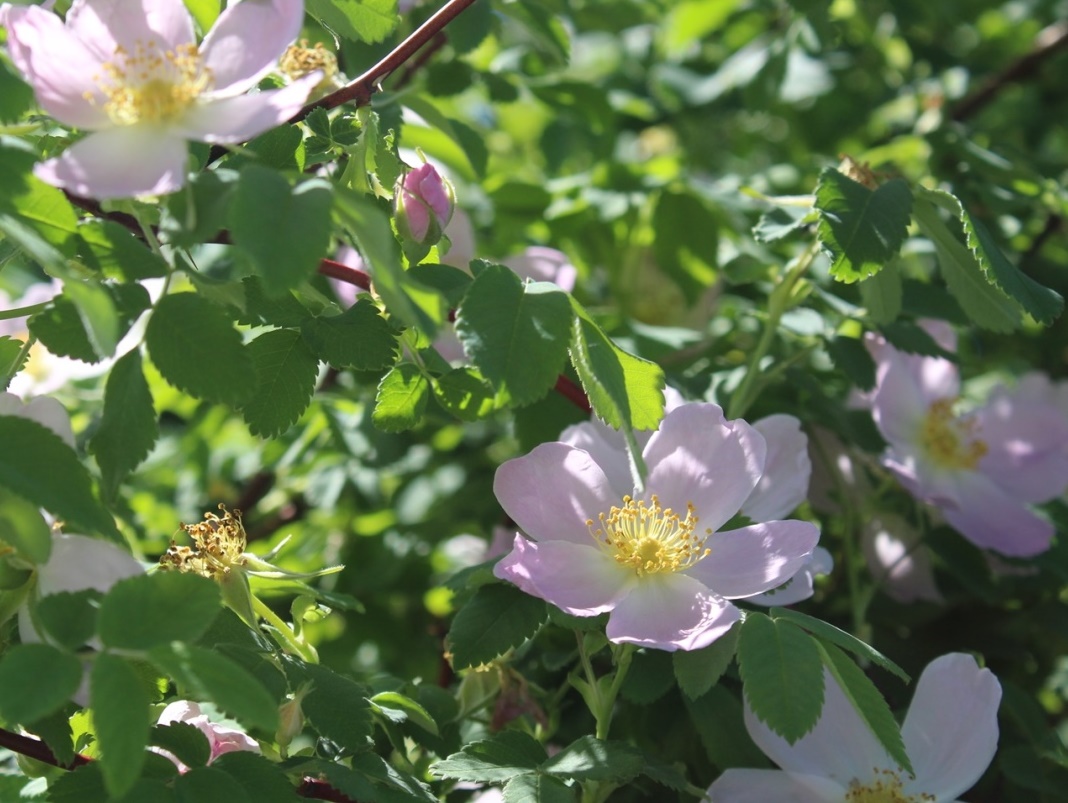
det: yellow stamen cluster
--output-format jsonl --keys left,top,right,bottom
{"left": 280, "top": 39, "right": 338, "bottom": 84}
{"left": 587, "top": 494, "right": 711, "bottom": 576}
{"left": 159, "top": 504, "right": 248, "bottom": 580}
{"left": 89, "top": 40, "right": 213, "bottom": 126}
{"left": 844, "top": 768, "right": 933, "bottom": 802}
{"left": 921, "top": 398, "right": 988, "bottom": 470}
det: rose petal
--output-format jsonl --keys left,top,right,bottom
{"left": 0, "top": 392, "right": 75, "bottom": 448}
{"left": 976, "top": 394, "right": 1068, "bottom": 503}
{"left": 643, "top": 403, "right": 766, "bottom": 532}
{"left": 175, "top": 72, "right": 320, "bottom": 143}
{"left": 1, "top": 4, "right": 110, "bottom": 128}
{"left": 861, "top": 515, "right": 941, "bottom": 604}
{"left": 939, "top": 471, "right": 1054, "bottom": 557}
{"left": 900, "top": 653, "right": 1001, "bottom": 801}
{"left": 66, "top": 0, "right": 195, "bottom": 60}
{"left": 687, "top": 521, "right": 819, "bottom": 599}
{"left": 742, "top": 414, "right": 811, "bottom": 522}
{"left": 747, "top": 547, "right": 833, "bottom": 607}
{"left": 604, "top": 573, "right": 739, "bottom": 651}
{"left": 503, "top": 247, "right": 577, "bottom": 292}
{"left": 493, "top": 536, "right": 632, "bottom": 615}
{"left": 708, "top": 769, "right": 846, "bottom": 803}
{"left": 867, "top": 342, "right": 935, "bottom": 448}
{"left": 35, "top": 127, "right": 189, "bottom": 198}
{"left": 493, "top": 442, "right": 618, "bottom": 545}
{"left": 199, "top": 0, "right": 306, "bottom": 96}
{"left": 158, "top": 700, "right": 204, "bottom": 725}
{"left": 558, "top": 420, "right": 633, "bottom": 498}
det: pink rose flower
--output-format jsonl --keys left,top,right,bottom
{"left": 156, "top": 700, "right": 260, "bottom": 771}
{"left": 1, "top": 0, "right": 319, "bottom": 198}
{"left": 864, "top": 322, "right": 1068, "bottom": 556}
{"left": 493, "top": 403, "right": 820, "bottom": 651}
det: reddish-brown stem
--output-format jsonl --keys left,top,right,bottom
{"left": 393, "top": 33, "right": 449, "bottom": 91}
{"left": 319, "top": 258, "right": 373, "bottom": 290}
{"left": 554, "top": 375, "right": 592, "bottom": 414}
{"left": 0, "top": 727, "right": 90, "bottom": 769}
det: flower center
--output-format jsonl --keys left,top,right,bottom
{"left": 845, "top": 769, "right": 933, "bottom": 803}
{"left": 920, "top": 398, "right": 987, "bottom": 470}
{"left": 90, "top": 40, "right": 213, "bottom": 126}
{"left": 159, "top": 505, "right": 247, "bottom": 580}
{"left": 587, "top": 494, "right": 710, "bottom": 576}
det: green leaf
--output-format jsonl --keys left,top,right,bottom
{"left": 240, "top": 329, "right": 319, "bottom": 437}
{"left": 859, "top": 259, "right": 903, "bottom": 324}
{"left": 229, "top": 169, "right": 334, "bottom": 296}
{"left": 408, "top": 263, "right": 474, "bottom": 307}
{"left": 234, "top": 125, "right": 306, "bottom": 172}
{"left": 737, "top": 612, "right": 824, "bottom": 743}
{"left": 146, "top": 293, "right": 256, "bottom": 406}
{"left": 28, "top": 293, "right": 99, "bottom": 362}
{"left": 684, "top": 685, "right": 769, "bottom": 769}
{"left": 433, "top": 367, "right": 496, "bottom": 421}
{"left": 160, "top": 168, "right": 239, "bottom": 249}
{"left": 502, "top": 774, "right": 573, "bottom": 803}
{"left": 237, "top": 277, "right": 311, "bottom": 328}
{"left": 77, "top": 220, "right": 169, "bottom": 280}
{"left": 3, "top": 170, "right": 80, "bottom": 256}
{"left": 0, "top": 335, "right": 27, "bottom": 390}
{"left": 373, "top": 363, "right": 431, "bottom": 432}
{"left": 768, "top": 607, "right": 910, "bottom": 683}
{"left": 98, "top": 573, "right": 222, "bottom": 651}
{"left": 0, "top": 60, "right": 34, "bottom": 123}
{"left": 912, "top": 189, "right": 1021, "bottom": 332}
{"left": 211, "top": 752, "right": 302, "bottom": 803}
{"left": 150, "top": 722, "right": 212, "bottom": 770}
{"left": 652, "top": 190, "right": 718, "bottom": 298}
{"left": 432, "top": 730, "right": 548, "bottom": 782}
{"left": 753, "top": 205, "right": 814, "bottom": 243}
{"left": 447, "top": 583, "right": 548, "bottom": 670}
{"left": 455, "top": 265, "right": 572, "bottom": 406}
{"left": 183, "top": 0, "right": 221, "bottom": 32}
{"left": 149, "top": 643, "right": 280, "bottom": 735}
{"left": 620, "top": 649, "right": 675, "bottom": 704}
{"left": 0, "top": 643, "right": 82, "bottom": 724}
{"left": 825, "top": 335, "right": 876, "bottom": 391}
{"left": 402, "top": 95, "right": 488, "bottom": 180}
{"left": 175, "top": 766, "right": 252, "bottom": 803}
{"left": 0, "top": 485, "right": 52, "bottom": 564}
{"left": 569, "top": 299, "right": 665, "bottom": 430}
{"left": 281, "top": 659, "right": 373, "bottom": 751}
{"left": 26, "top": 706, "right": 76, "bottom": 766}
{"left": 0, "top": 416, "right": 119, "bottom": 540}
{"left": 879, "top": 320, "right": 955, "bottom": 360}
{"left": 371, "top": 692, "right": 439, "bottom": 736}
{"left": 814, "top": 169, "right": 912, "bottom": 283}
{"left": 300, "top": 296, "right": 399, "bottom": 371}
{"left": 306, "top": 0, "right": 398, "bottom": 43}
{"left": 34, "top": 589, "right": 100, "bottom": 650}
{"left": 818, "top": 642, "right": 913, "bottom": 775}
{"left": 673, "top": 621, "right": 740, "bottom": 699}
{"left": 541, "top": 736, "right": 644, "bottom": 782}
{"left": 92, "top": 652, "right": 151, "bottom": 798}
{"left": 90, "top": 349, "right": 158, "bottom": 500}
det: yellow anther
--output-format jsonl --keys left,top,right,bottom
{"left": 920, "top": 398, "right": 988, "bottom": 470}
{"left": 94, "top": 40, "right": 213, "bottom": 125}
{"left": 588, "top": 494, "right": 709, "bottom": 576}
{"left": 844, "top": 768, "right": 934, "bottom": 802}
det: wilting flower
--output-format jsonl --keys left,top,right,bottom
{"left": 156, "top": 700, "right": 259, "bottom": 771}
{"left": 493, "top": 403, "right": 820, "bottom": 651}
{"left": 0, "top": 0, "right": 318, "bottom": 198}
{"left": 395, "top": 162, "right": 455, "bottom": 246}
{"left": 864, "top": 322, "right": 1068, "bottom": 557}
{"left": 709, "top": 652, "right": 1001, "bottom": 803}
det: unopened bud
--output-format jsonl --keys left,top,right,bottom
{"left": 276, "top": 682, "right": 313, "bottom": 751}
{"left": 394, "top": 163, "right": 455, "bottom": 246}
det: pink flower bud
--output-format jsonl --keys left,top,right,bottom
{"left": 395, "top": 163, "right": 455, "bottom": 245}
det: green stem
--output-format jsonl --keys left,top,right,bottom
{"left": 0, "top": 303, "right": 48, "bottom": 322}
{"left": 252, "top": 595, "right": 318, "bottom": 663}
{"left": 620, "top": 426, "right": 648, "bottom": 494}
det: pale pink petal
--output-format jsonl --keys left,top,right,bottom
{"left": 66, "top": 0, "right": 195, "bottom": 60}
{"left": 976, "top": 393, "right": 1068, "bottom": 503}
{"left": 743, "top": 666, "right": 894, "bottom": 787}
{"left": 199, "top": 0, "right": 306, "bottom": 96}
{"left": 747, "top": 547, "right": 833, "bottom": 607}
{"left": 708, "top": 769, "right": 845, "bottom": 803}
{"left": 175, "top": 72, "right": 319, "bottom": 143}
{"left": 503, "top": 247, "right": 577, "bottom": 292}
{"left": 900, "top": 654, "right": 1000, "bottom": 801}
{"left": 605, "top": 573, "right": 739, "bottom": 651}
{"left": 861, "top": 515, "right": 941, "bottom": 604}
{"left": 743, "top": 414, "right": 811, "bottom": 522}
{"left": 0, "top": 392, "right": 75, "bottom": 448}
{"left": 493, "top": 443, "right": 618, "bottom": 545}
{"left": 493, "top": 536, "right": 633, "bottom": 615}
{"left": 35, "top": 128, "right": 188, "bottom": 198}
{"left": 686, "top": 521, "right": 819, "bottom": 599}
{"left": 558, "top": 420, "right": 633, "bottom": 497}
{"left": 206, "top": 724, "right": 260, "bottom": 759}
{"left": 440, "top": 208, "right": 476, "bottom": 269}
{"left": 643, "top": 403, "right": 766, "bottom": 532}
{"left": 158, "top": 700, "right": 204, "bottom": 725}
{"left": 1, "top": 4, "right": 110, "bottom": 128}
{"left": 867, "top": 342, "right": 934, "bottom": 448}
{"left": 939, "top": 471, "right": 1053, "bottom": 557}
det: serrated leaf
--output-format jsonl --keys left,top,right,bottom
{"left": 99, "top": 573, "right": 222, "bottom": 651}
{"left": 433, "top": 367, "right": 496, "bottom": 421}
{"left": 433, "top": 730, "right": 548, "bottom": 782}
{"left": 684, "top": 685, "right": 769, "bottom": 769}
{"left": 90, "top": 349, "right": 158, "bottom": 500}
{"left": 146, "top": 293, "right": 256, "bottom": 406}
{"left": 306, "top": 0, "right": 398, "bottom": 43}
{"left": 235, "top": 125, "right": 306, "bottom": 172}
{"left": 160, "top": 168, "right": 239, "bottom": 248}
{"left": 0, "top": 643, "right": 82, "bottom": 724}
{"left": 151, "top": 722, "right": 212, "bottom": 770}
{"left": 35, "top": 589, "right": 100, "bottom": 650}
{"left": 620, "top": 649, "right": 674, "bottom": 704}
{"left": 541, "top": 736, "right": 644, "bottom": 782}
{"left": 150, "top": 643, "right": 280, "bottom": 734}
{"left": 371, "top": 692, "right": 439, "bottom": 736}
{"left": 815, "top": 169, "right": 912, "bottom": 283}
{"left": 818, "top": 642, "right": 912, "bottom": 775}
{"left": 569, "top": 299, "right": 664, "bottom": 430}
{"left": 879, "top": 320, "right": 956, "bottom": 360}
{"left": 92, "top": 652, "right": 151, "bottom": 798}
{"left": 78, "top": 219, "right": 169, "bottom": 280}
{"left": 652, "top": 190, "right": 718, "bottom": 297}
{"left": 737, "top": 612, "right": 824, "bottom": 743}
{"left": 282, "top": 659, "right": 373, "bottom": 751}
{"left": 26, "top": 706, "right": 76, "bottom": 766}
{"left": 175, "top": 766, "right": 252, "bottom": 803}
{"left": 300, "top": 296, "right": 398, "bottom": 370}
{"left": 455, "top": 265, "right": 572, "bottom": 405}
{"left": 3, "top": 167, "right": 79, "bottom": 255}
{"left": 912, "top": 190, "right": 1021, "bottom": 332}
{"left": 753, "top": 205, "right": 814, "bottom": 243}
{"left": 0, "top": 485, "right": 51, "bottom": 564}
{"left": 240, "top": 329, "right": 319, "bottom": 437}
{"left": 502, "top": 774, "right": 573, "bottom": 803}
{"left": 673, "top": 621, "right": 739, "bottom": 699}
{"left": 768, "top": 607, "right": 910, "bottom": 683}
{"left": 0, "top": 335, "right": 27, "bottom": 390}
{"left": 28, "top": 294, "right": 99, "bottom": 362}
{"left": 237, "top": 277, "right": 311, "bottom": 328}
{"left": 860, "top": 259, "right": 903, "bottom": 324}
{"left": 211, "top": 752, "right": 301, "bottom": 803}
{"left": 0, "top": 60, "right": 34, "bottom": 123}
{"left": 826, "top": 335, "right": 876, "bottom": 391}
{"left": 0, "top": 416, "right": 119, "bottom": 539}
{"left": 373, "top": 363, "right": 430, "bottom": 431}
{"left": 229, "top": 170, "right": 333, "bottom": 296}
{"left": 447, "top": 583, "right": 548, "bottom": 670}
